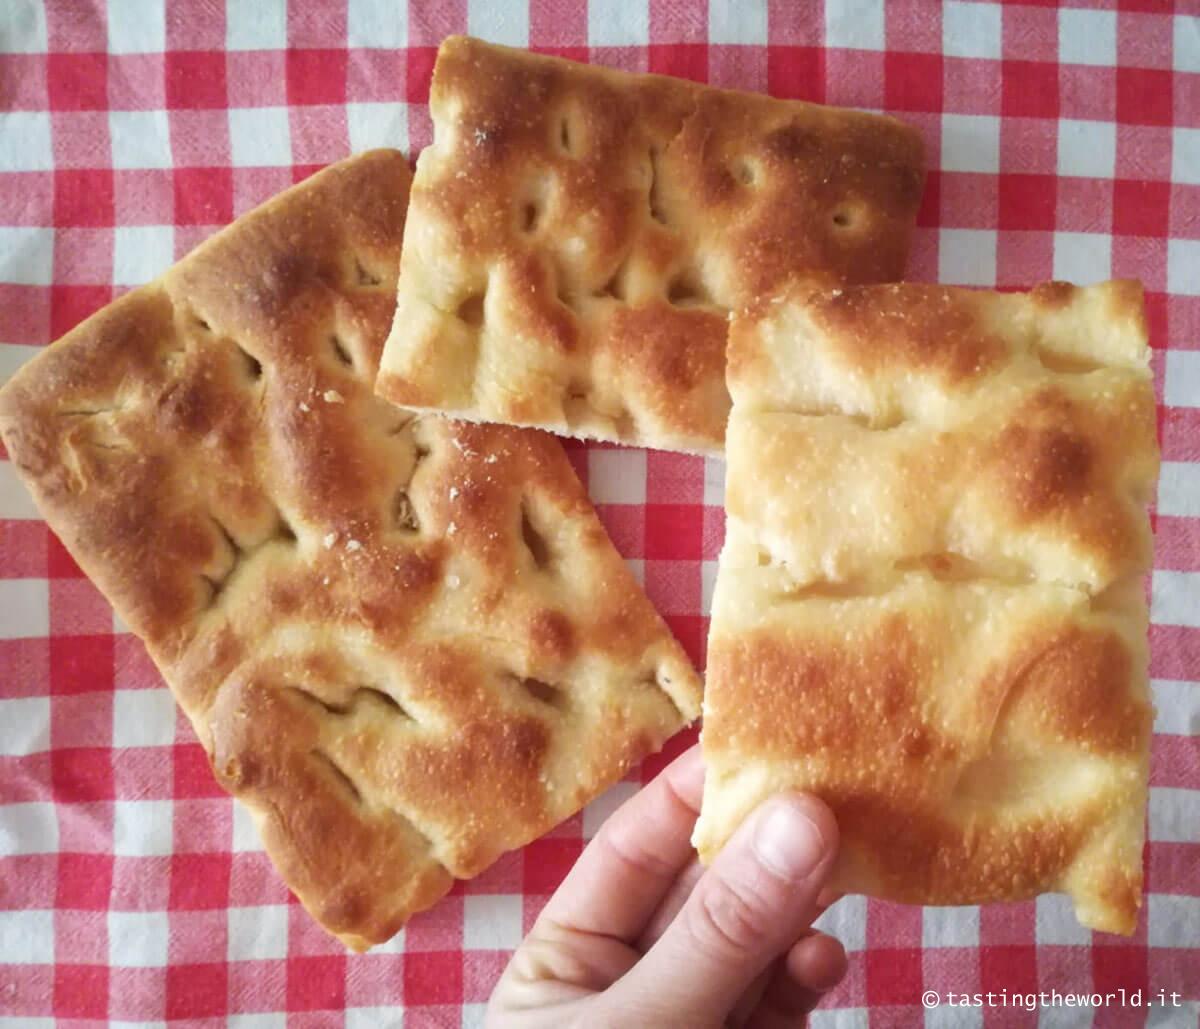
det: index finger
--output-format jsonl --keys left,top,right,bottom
{"left": 534, "top": 743, "right": 705, "bottom": 944}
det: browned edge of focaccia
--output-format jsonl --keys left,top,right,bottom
{"left": 376, "top": 35, "right": 926, "bottom": 454}
{"left": 0, "top": 149, "right": 703, "bottom": 949}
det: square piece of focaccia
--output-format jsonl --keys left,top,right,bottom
{"left": 375, "top": 36, "right": 924, "bottom": 455}
{"left": 0, "top": 150, "right": 701, "bottom": 950}
{"left": 695, "top": 280, "right": 1159, "bottom": 934}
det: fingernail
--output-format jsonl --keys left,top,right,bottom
{"left": 752, "top": 798, "right": 825, "bottom": 881}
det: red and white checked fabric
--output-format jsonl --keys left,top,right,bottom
{"left": 0, "top": 1, "right": 1197, "bottom": 1026}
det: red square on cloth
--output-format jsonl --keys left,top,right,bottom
{"left": 54, "top": 169, "right": 115, "bottom": 227}
{"left": 50, "top": 634, "right": 114, "bottom": 696}
{"left": 1117, "top": 67, "right": 1173, "bottom": 127}
{"left": 865, "top": 947, "right": 924, "bottom": 1006}
{"left": 168, "top": 852, "right": 232, "bottom": 910}
{"left": 107, "top": 54, "right": 165, "bottom": 111}
{"left": 1, "top": 53, "right": 50, "bottom": 110}
{"left": 56, "top": 853, "right": 114, "bottom": 910}
{"left": 287, "top": 50, "right": 349, "bottom": 106}
{"left": 287, "top": 955, "right": 348, "bottom": 1011}
{"left": 644, "top": 504, "right": 703, "bottom": 560}
{"left": 172, "top": 742, "right": 228, "bottom": 799}
{"left": 172, "top": 167, "right": 234, "bottom": 226}
{"left": 767, "top": 46, "right": 825, "bottom": 103}
{"left": 165, "top": 52, "right": 227, "bottom": 110}
{"left": 1113, "top": 179, "right": 1171, "bottom": 238}
{"left": 521, "top": 837, "right": 582, "bottom": 895}
{"left": 108, "top": 967, "right": 166, "bottom": 1021}
{"left": 405, "top": 46, "right": 439, "bottom": 103}
{"left": 0, "top": 520, "right": 50, "bottom": 579}
{"left": 980, "top": 944, "right": 1038, "bottom": 996}
{"left": 1094, "top": 946, "right": 1148, "bottom": 995}
{"left": 648, "top": 44, "right": 709, "bottom": 84}
{"left": 54, "top": 963, "right": 109, "bottom": 1019}
{"left": 885, "top": 52, "right": 942, "bottom": 112}
{"left": 1001, "top": 60, "right": 1059, "bottom": 118}
{"left": 47, "top": 53, "right": 107, "bottom": 111}
{"left": 165, "top": 962, "right": 228, "bottom": 1020}
{"left": 404, "top": 951, "right": 464, "bottom": 1006}
{"left": 46, "top": 529, "right": 87, "bottom": 578}
{"left": 998, "top": 173, "right": 1057, "bottom": 231}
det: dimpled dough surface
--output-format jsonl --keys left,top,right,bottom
{"left": 376, "top": 36, "right": 924, "bottom": 455}
{"left": 0, "top": 151, "right": 702, "bottom": 950}
{"left": 695, "top": 280, "right": 1159, "bottom": 935}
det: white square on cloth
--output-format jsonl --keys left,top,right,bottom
{"left": 938, "top": 229, "right": 997, "bottom": 287}
{"left": 1052, "top": 231, "right": 1112, "bottom": 285}
{"left": 0, "top": 112, "right": 52, "bottom": 171}
{"left": 226, "top": 3, "right": 287, "bottom": 50}
{"left": 588, "top": 0, "right": 648, "bottom": 48}
{"left": 0, "top": 802, "right": 58, "bottom": 856}
{"left": 1059, "top": 8, "right": 1117, "bottom": 67}
{"left": 941, "top": 114, "right": 1000, "bottom": 174}
{"left": 348, "top": 0, "right": 407, "bottom": 48}
{"left": 228, "top": 107, "right": 293, "bottom": 167}
{"left": 106, "top": 0, "right": 166, "bottom": 55}
{"left": 227, "top": 904, "right": 290, "bottom": 961}
{"left": 825, "top": 0, "right": 885, "bottom": 51}
{"left": 588, "top": 449, "right": 647, "bottom": 505}
{"left": 464, "top": 894, "right": 524, "bottom": 950}
{"left": 0, "top": 228, "right": 54, "bottom": 287}
{"left": 710, "top": 0, "right": 768, "bottom": 45}
{"left": 0, "top": 909, "right": 53, "bottom": 963}
{"left": 108, "top": 909, "right": 169, "bottom": 967}
{"left": 1057, "top": 119, "right": 1116, "bottom": 179}
{"left": 943, "top": 2, "right": 1001, "bottom": 60}
{"left": 113, "top": 226, "right": 175, "bottom": 287}
{"left": 109, "top": 110, "right": 173, "bottom": 170}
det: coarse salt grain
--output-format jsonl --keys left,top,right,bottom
{"left": 323, "top": 532, "right": 337, "bottom": 549}
{"left": 323, "top": 390, "right": 344, "bottom": 404}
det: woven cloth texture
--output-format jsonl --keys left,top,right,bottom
{"left": 0, "top": 1, "right": 1197, "bottom": 1026}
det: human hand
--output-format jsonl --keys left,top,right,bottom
{"left": 487, "top": 745, "right": 845, "bottom": 1028}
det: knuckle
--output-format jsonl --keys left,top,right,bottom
{"left": 687, "top": 876, "right": 774, "bottom": 957}
{"left": 597, "top": 824, "right": 681, "bottom": 881}
{"left": 509, "top": 930, "right": 596, "bottom": 992}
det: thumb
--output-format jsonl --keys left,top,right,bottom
{"left": 596, "top": 794, "right": 837, "bottom": 1027}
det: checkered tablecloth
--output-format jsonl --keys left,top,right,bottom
{"left": 1, "top": 1, "right": 1197, "bottom": 1026}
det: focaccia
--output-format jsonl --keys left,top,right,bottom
{"left": 375, "top": 36, "right": 925, "bottom": 454}
{"left": 695, "top": 281, "right": 1158, "bottom": 934}
{"left": 0, "top": 150, "right": 702, "bottom": 949}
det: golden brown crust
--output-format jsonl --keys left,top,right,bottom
{"left": 698, "top": 280, "right": 1158, "bottom": 935}
{"left": 0, "top": 150, "right": 701, "bottom": 949}
{"left": 376, "top": 36, "right": 925, "bottom": 454}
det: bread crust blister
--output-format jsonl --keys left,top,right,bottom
{"left": 696, "top": 280, "right": 1158, "bottom": 935}
{"left": 376, "top": 36, "right": 925, "bottom": 454}
{"left": 0, "top": 150, "right": 702, "bottom": 949}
